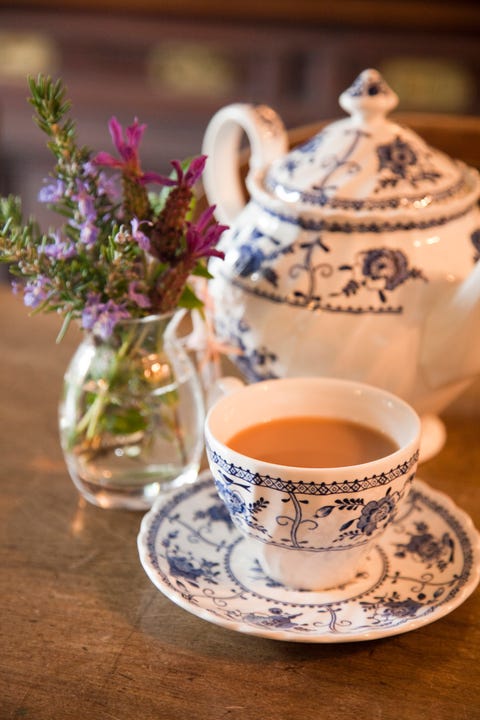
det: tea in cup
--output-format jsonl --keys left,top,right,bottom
{"left": 205, "top": 377, "right": 421, "bottom": 590}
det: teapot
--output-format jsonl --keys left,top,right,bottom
{"left": 201, "top": 69, "right": 480, "bottom": 453}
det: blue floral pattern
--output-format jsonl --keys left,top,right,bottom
{"left": 332, "top": 247, "right": 427, "bottom": 304}
{"left": 166, "top": 550, "right": 219, "bottom": 586}
{"left": 375, "top": 136, "right": 442, "bottom": 190}
{"left": 232, "top": 226, "right": 294, "bottom": 288}
{"left": 377, "top": 137, "right": 417, "bottom": 179}
{"left": 394, "top": 521, "right": 455, "bottom": 572}
{"left": 361, "top": 594, "right": 424, "bottom": 621}
{"left": 208, "top": 442, "right": 417, "bottom": 552}
{"left": 215, "top": 478, "right": 270, "bottom": 534}
{"left": 357, "top": 491, "right": 397, "bottom": 535}
{"left": 220, "top": 219, "right": 429, "bottom": 322}
{"left": 138, "top": 475, "right": 480, "bottom": 641}
{"left": 361, "top": 248, "right": 412, "bottom": 290}
{"left": 213, "top": 314, "right": 279, "bottom": 382}
{"left": 209, "top": 445, "right": 418, "bottom": 497}
{"left": 314, "top": 486, "right": 404, "bottom": 544}
{"left": 242, "top": 608, "right": 308, "bottom": 631}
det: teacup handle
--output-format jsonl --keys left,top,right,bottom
{"left": 201, "top": 103, "right": 288, "bottom": 224}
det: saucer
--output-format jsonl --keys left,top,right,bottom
{"left": 137, "top": 473, "right": 480, "bottom": 643}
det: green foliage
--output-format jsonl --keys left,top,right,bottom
{"left": 0, "top": 75, "right": 226, "bottom": 342}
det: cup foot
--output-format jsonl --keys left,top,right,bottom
{"left": 249, "top": 538, "right": 370, "bottom": 591}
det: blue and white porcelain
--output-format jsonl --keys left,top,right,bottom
{"left": 202, "top": 69, "right": 480, "bottom": 433}
{"left": 205, "top": 377, "right": 420, "bottom": 590}
{"left": 137, "top": 473, "right": 480, "bottom": 643}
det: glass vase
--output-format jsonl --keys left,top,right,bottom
{"left": 59, "top": 312, "right": 205, "bottom": 510}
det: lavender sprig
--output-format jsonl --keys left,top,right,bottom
{"left": 0, "top": 75, "right": 226, "bottom": 342}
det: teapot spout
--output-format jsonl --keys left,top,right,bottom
{"left": 421, "top": 260, "right": 480, "bottom": 389}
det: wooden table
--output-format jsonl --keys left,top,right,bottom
{"left": 1, "top": 286, "right": 479, "bottom": 720}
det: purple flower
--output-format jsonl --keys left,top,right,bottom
{"left": 128, "top": 281, "right": 151, "bottom": 309}
{"left": 185, "top": 205, "right": 227, "bottom": 261}
{"left": 81, "top": 161, "right": 97, "bottom": 178}
{"left": 11, "top": 280, "right": 22, "bottom": 295}
{"left": 81, "top": 162, "right": 119, "bottom": 200}
{"left": 130, "top": 218, "right": 151, "bottom": 251}
{"left": 81, "top": 294, "right": 131, "bottom": 339}
{"left": 65, "top": 181, "right": 101, "bottom": 247}
{"left": 96, "top": 171, "right": 119, "bottom": 200}
{"left": 79, "top": 221, "right": 99, "bottom": 247}
{"left": 38, "top": 179, "right": 65, "bottom": 203}
{"left": 24, "top": 276, "right": 50, "bottom": 308}
{"left": 72, "top": 180, "right": 97, "bottom": 222}
{"left": 93, "top": 117, "right": 169, "bottom": 186}
{"left": 41, "top": 231, "right": 77, "bottom": 260}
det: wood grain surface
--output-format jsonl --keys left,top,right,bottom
{"left": 0, "top": 287, "right": 479, "bottom": 720}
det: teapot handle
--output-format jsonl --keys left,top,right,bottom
{"left": 201, "top": 103, "right": 288, "bottom": 224}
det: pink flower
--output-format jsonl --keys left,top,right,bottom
{"left": 185, "top": 206, "right": 227, "bottom": 261}
{"left": 93, "top": 117, "right": 171, "bottom": 186}
{"left": 170, "top": 155, "right": 207, "bottom": 189}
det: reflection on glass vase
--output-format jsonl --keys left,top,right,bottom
{"left": 59, "top": 312, "right": 205, "bottom": 510}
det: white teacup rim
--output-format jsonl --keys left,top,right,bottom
{"left": 205, "top": 376, "right": 421, "bottom": 475}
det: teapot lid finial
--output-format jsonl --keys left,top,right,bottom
{"left": 339, "top": 68, "right": 398, "bottom": 122}
{"left": 264, "top": 67, "right": 478, "bottom": 216}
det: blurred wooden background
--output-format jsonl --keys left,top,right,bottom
{"left": 0, "top": 1, "right": 478, "bottom": 411}
{"left": 0, "top": 1, "right": 479, "bottom": 220}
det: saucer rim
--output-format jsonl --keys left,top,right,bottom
{"left": 137, "top": 473, "right": 480, "bottom": 643}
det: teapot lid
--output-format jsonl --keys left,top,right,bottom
{"left": 263, "top": 69, "right": 478, "bottom": 217}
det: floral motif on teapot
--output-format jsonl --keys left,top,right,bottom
{"left": 226, "top": 225, "right": 427, "bottom": 313}
{"left": 375, "top": 136, "right": 442, "bottom": 191}
{"left": 334, "top": 247, "right": 427, "bottom": 304}
{"left": 214, "top": 312, "right": 279, "bottom": 382}
{"left": 265, "top": 126, "right": 465, "bottom": 213}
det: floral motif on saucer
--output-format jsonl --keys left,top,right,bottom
{"left": 137, "top": 473, "right": 480, "bottom": 643}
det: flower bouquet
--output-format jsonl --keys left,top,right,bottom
{"left": 0, "top": 76, "right": 227, "bottom": 508}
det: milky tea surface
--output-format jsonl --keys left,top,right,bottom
{"left": 226, "top": 416, "right": 398, "bottom": 468}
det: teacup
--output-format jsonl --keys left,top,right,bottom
{"left": 205, "top": 376, "right": 421, "bottom": 590}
